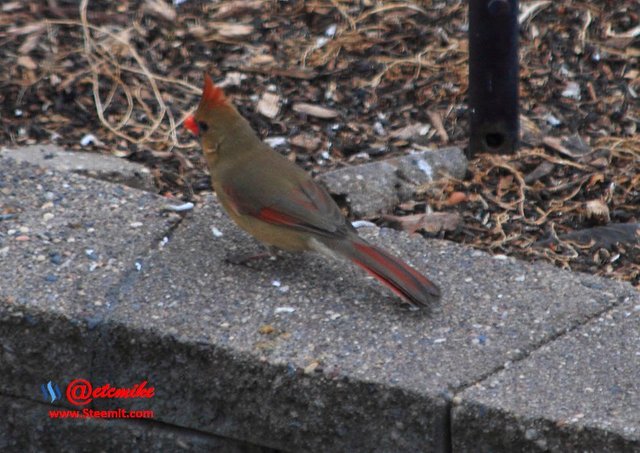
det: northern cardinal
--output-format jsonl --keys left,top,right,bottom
{"left": 184, "top": 74, "right": 441, "bottom": 307}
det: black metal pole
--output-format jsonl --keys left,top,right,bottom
{"left": 468, "top": 0, "right": 519, "bottom": 155}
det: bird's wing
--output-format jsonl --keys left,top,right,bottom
{"left": 220, "top": 154, "right": 350, "bottom": 238}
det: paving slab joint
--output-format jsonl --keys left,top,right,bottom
{"left": 443, "top": 294, "right": 634, "bottom": 450}
{"left": 88, "top": 210, "right": 191, "bottom": 385}
{"left": 442, "top": 399, "right": 453, "bottom": 453}
{"left": 451, "top": 292, "right": 633, "bottom": 398}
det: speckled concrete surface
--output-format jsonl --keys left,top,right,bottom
{"left": 1, "top": 145, "right": 155, "bottom": 191}
{"left": 0, "top": 157, "right": 179, "bottom": 400}
{"left": 106, "top": 194, "right": 634, "bottom": 452}
{"left": 452, "top": 299, "right": 640, "bottom": 452}
{"left": 1, "top": 154, "right": 638, "bottom": 452}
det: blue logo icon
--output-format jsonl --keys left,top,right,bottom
{"left": 41, "top": 381, "right": 62, "bottom": 403}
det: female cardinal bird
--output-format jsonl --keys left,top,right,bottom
{"left": 184, "top": 74, "right": 441, "bottom": 307}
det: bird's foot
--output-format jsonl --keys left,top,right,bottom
{"left": 225, "top": 246, "right": 278, "bottom": 266}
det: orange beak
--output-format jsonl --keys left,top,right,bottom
{"left": 184, "top": 115, "right": 199, "bottom": 135}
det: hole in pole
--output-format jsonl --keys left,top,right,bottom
{"left": 484, "top": 132, "right": 505, "bottom": 149}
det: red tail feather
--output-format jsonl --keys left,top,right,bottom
{"left": 347, "top": 240, "right": 440, "bottom": 307}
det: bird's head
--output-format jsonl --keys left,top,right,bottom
{"left": 184, "top": 73, "right": 237, "bottom": 155}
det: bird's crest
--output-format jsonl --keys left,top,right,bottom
{"left": 201, "top": 73, "right": 227, "bottom": 108}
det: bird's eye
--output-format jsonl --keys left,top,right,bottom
{"left": 198, "top": 121, "right": 209, "bottom": 133}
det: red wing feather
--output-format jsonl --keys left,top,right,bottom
{"left": 222, "top": 181, "right": 344, "bottom": 237}
{"left": 256, "top": 207, "right": 299, "bottom": 226}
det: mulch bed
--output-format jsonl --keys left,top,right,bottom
{"left": 1, "top": 0, "right": 638, "bottom": 287}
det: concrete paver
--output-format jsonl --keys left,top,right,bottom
{"left": 0, "top": 157, "right": 178, "bottom": 400}
{"left": 452, "top": 299, "right": 640, "bottom": 452}
{"left": 318, "top": 147, "right": 466, "bottom": 217}
{"left": 1, "top": 145, "right": 155, "bottom": 191}
{"left": 1, "top": 153, "right": 638, "bottom": 452}
{"left": 104, "top": 194, "right": 635, "bottom": 451}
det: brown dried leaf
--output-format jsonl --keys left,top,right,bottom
{"left": 543, "top": 134, "right": 590, "bottom": 159}
{"left": 446, "top": 192, "right": 468, "bottom": 206}
{"left": 8, "top": 22, "right": 45, "bottom": 35}
{"left": 18, "top": 32, "right": 41, "bottom": 54}
{"left": 589, "top": 157, "right": 609, "bottom": 169}
{"left": 398, "top": 200, "right": 419, "bottom": 211}
{"left": 389, "top": 123, "right": 430, "bottom": 140}
{"left": 520, "top": 114, "right": 544, "bottom": 146}
{"left": 524, "top": 161, "right": 555, "bottom": 183}
{"left": 212, "top": 0, "right": 264, "bottom": 19}
{"left": 292, "top": 103, "right": 339, "bottom": 119}
{"left": 427, "top": 110, "right": 448, "bottom": 143}
{"left": 256, "top": 92, "right": 280, "bottom": 119}
{"left": 586, "top": 173, "right": 605, "bottom": 188}
{"left": 189, "top": 25, "right": 208, "bottom": 39}
{"left": 144, "top": 0, "right": 176, "bottom": 21}
{"left": 17, "top": 55, "right": 37, "bottom": 70}
{"left": 584, "top": 199, "right": 610, "bottom": 222}
{"left": 211, "top": 22, "right": 254, "bottom": 38}
{"left": 249, "top": 54, "right": 275, "bottom": 66}
{"left": 290, "top": 133, "right": 322, "bottom": 151}
{"left": 605, "top": 24, "right": 640, "bottom": 39}
{"left": 421, "top": 212, "right": 461, "bottom": 234}
{"left": 624, "top": 69, "right": 639, "bottom": 80}
{"left": 382, "top": 214, "right": 424, "bottom": 233}
{"left": 382, "top": 212, "right": 461, "bottom": 234}
{"left": 497, "top": 175, "right": 514, "bottom": 198}
{"left": 2, "top": 1, "right": 22, "bottom": 12}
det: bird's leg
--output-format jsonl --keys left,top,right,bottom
{"left": 225, "top": 245, "right": 279, "bottom": 266}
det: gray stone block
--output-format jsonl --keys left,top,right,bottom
{"left": 0, "top": 145, "right": 155, "bottom": 191}
{"left": 100, "top": 194, "right": 633, "bottom": 452}
{"left": 318, "top": 147, "right": 467, "bottom": 218}
{"left": 452, "top": 298, "right": 640, "bottom": 452}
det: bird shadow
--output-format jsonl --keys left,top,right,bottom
{"left": 221, "top": 242, "right": 435, "bottom": 318}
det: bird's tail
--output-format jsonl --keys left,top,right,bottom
{"left": 322, "top": 237, "right": 441, "bottom": 307}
